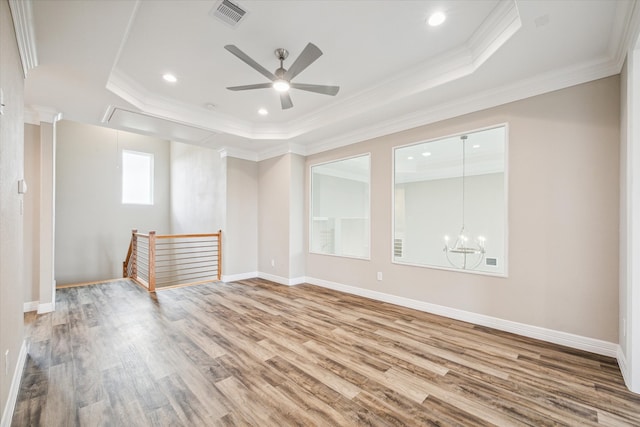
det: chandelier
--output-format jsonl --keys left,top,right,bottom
{"left": 443, "top": 135, "right": 486, "bottom": 270}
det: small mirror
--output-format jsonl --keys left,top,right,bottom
{"left": 393, "top": 126, "right": 507, "bottom": 275}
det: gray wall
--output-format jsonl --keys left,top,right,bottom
{"left": 0, "top": 0, "right": 25, "bottom": 418}
{"left": 226, "top": 157, "right": 258, "bottom": 276}
{"left": 257, "top": 153, "right": 305, "bottom": 281}
{"left": 258, "top": 155, "right": 292, "bottom": 278}
{"left": 305, "top": 76, "right": 620, "bottom": 343}
{"left": 55, "top": 121, "right": 171, "bottom": 285}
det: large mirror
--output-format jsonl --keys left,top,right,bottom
{"left": 393, "top": 126, "right": 507, "bottom": 275}
{"left": 310, "top": 154, "right": 370, "bottom": 259}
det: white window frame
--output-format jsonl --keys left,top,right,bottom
{"left": 309, "top": 153, "right": 371, "bottom": 260}
{"left": 122, "top": 149, "right": 154, "bottom": 205}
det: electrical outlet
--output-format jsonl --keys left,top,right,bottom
{"left": 271, "top": 259, "right": 275, "bottom": 267}
{"left": 377, "top": 272, "right": 383, "bottom": 281}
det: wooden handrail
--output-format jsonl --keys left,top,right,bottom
{"left": 124, "top": 229, "right": 222, "bottom": 292}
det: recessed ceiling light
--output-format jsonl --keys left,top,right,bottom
{"left": 163, "top": 73, "right": 177, "bottom": 83}
{"left": 258, "top": 108, "right": 268, "bottom": 115}
{"left": 422, "top": 152, "right": 431, "bottom": 157}
{"left": 407, "top": 156, "right": 414, "bottom": 160}
{"left": 473, "top": 144, "right": 480, "bottom": 148}
{"left": 428, "top": 11, "right": 446, "bottom": 27}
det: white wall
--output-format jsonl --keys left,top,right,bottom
{"left": 620, "top": 38, "right": 640, "bottom": 391}
{"left": 305, "top": 76, "right": 620, "bottom": 343}
{"left": 398, "top": 173, "right": 505, "bottom": 273}
{"left": 0, "top": 0, "right": 26, "bottom": 421}
{"left": 23, "top": 124, "right": 40, "bottom": 305}
{"left": 169, "top": 141, "right": 225, "bottom": 234}
{"left": 55, "top": 121, "right": 171, "bottom": 285}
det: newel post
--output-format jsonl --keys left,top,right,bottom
{"left": 148, "top": 231, "right": 156, "bottom": 292}
{"left": 217, "top": 229, "right": 222, "bottom": 281}
{"left": 131, "top": 229, "right": 138, "bottom": 280}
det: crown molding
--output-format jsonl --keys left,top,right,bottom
{"left": 257, "top": 142, "right": 307, "bottom": 162}
{"left": 218, "top": 147, "right": 258, "bottom": 162}
{"left": 24, "top": 106, "right": 62, "bottom": 125}
{"left": 8, "top": 0, "right": 38, "bottom": 77}
{"left": 305, "top": 54, "right": 620, "bottom": 156}
{"left": 104, "top": 1, "right": 520, "bottom": 143}
{"left": 609, "top": 0, "right": 640, "bottom": 69}
{"left": 106, "top": 68, "right": 285, "bottom": 139}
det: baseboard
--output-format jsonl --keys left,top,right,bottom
{"left": 305, "top": 276, "right": 618, "bottom": 358}
{"left": 221, "top": 272, "right": 258, "bottom": 282}
{"left": 37, "top": 302, "right": 54, "bottom": 314}
{"left": 1, "top": 339, "right": 28, "bottom": 427}
{"left": 23, "top": 301, "right": 38, "bottom": 313}
{"left": 618, "top": 345, "right": 630, "bottom": 385}
{"left": 257, "top": 272, "right": 304, "bottom": 286}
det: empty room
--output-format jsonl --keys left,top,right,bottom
{"left": 2, "top": 0, "right": 640, "bottom": 425}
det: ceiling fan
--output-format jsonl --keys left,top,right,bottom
{"left": 224, "top": 43, "right": 340, "bottom": 110}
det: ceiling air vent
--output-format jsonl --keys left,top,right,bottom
{"left": 210, "top": 0, "right": 248, "bottom": 28}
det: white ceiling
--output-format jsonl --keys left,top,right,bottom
{"left": 19, "top": 0, "right": 638, "bottom": 160}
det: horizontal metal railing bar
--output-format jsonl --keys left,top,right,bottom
{"left": 154, "top": 253, "right": 217, "bottom": 262}
{"left": 156, "top": 244, "right": 218, "bottom": 251}
{"left": 155, "top": 260, "right": 218, "bottom": 272}
{"left": 155, "top": 265, "right": 218, "bottom": 276}
{"left": 156, "top": 273, "right": 219, "bottom": 287}
{"left": 156, "top": 233, "right": 220, "bottom": 239}
{"left": 156, "top": 248, "right": 217, "bottom": 253}
{"left": 156, "top": 240, "right": 218, "bottom": 246}
{"left": 156, "top": 248, "right": 218, "bottom": 257}
{"left": 156, "top": 271, "right": 218, "bottom": 283}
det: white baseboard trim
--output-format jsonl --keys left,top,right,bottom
{"left": 1, "top": 339, "right": 28, "bottom": 427}
{"left": 305, "top": 276, "right": 618, "bottom": 358}
{"left": 221, "top": 272, "right": 258, "bottom": 282}
{"left": 23, "top": 301, "right": 38, "bottom": 313}
{"left": 257, "top": 272, "right": 304, "bottom": 286}
{"left": 617, "top": 346, "right": 630, "bottom": 386}
{"left": 37, "top": 302, "right": 54, "bottom": 314}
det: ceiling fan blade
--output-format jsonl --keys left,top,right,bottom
{"left": 224, "top": 45, "right": 277, "bottom": 82}
{"left": 280, "top": 92, "right": 293, "bottom": 110}
{"left": 290, "top": 83, "right": 340, "bottom": 96}
{"left": 284, "top": 43, "right": 322, "bottom": 81}
{"left": 227, "top": 83, "right": 273, "bottom": 91}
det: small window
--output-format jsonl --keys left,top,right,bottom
{"left": 122, "top": 150, "right": 154, "bottom": 205}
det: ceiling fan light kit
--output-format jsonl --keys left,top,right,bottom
{"left": 224, "top": 42, "right": 340, "bottom": 110}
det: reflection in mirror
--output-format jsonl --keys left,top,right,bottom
{"left": 394, "top": 126, "right": 506, "bottom": 275}
{"left": 310, "top": 154, "right": 370, "bottom": 259}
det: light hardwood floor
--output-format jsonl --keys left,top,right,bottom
{"left": 11, "top": 278, "right": 640, "bottom": 426}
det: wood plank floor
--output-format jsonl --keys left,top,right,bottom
{"left": 11, "top": 278, "right": 640, "bottom": 426}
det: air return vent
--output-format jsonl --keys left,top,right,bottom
{"left": 210, "top": 0, "right": 248, "bottom": 28}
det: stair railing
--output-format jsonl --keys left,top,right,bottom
{"left": 123, "top": 229, "right": 222, "bottom": 292}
